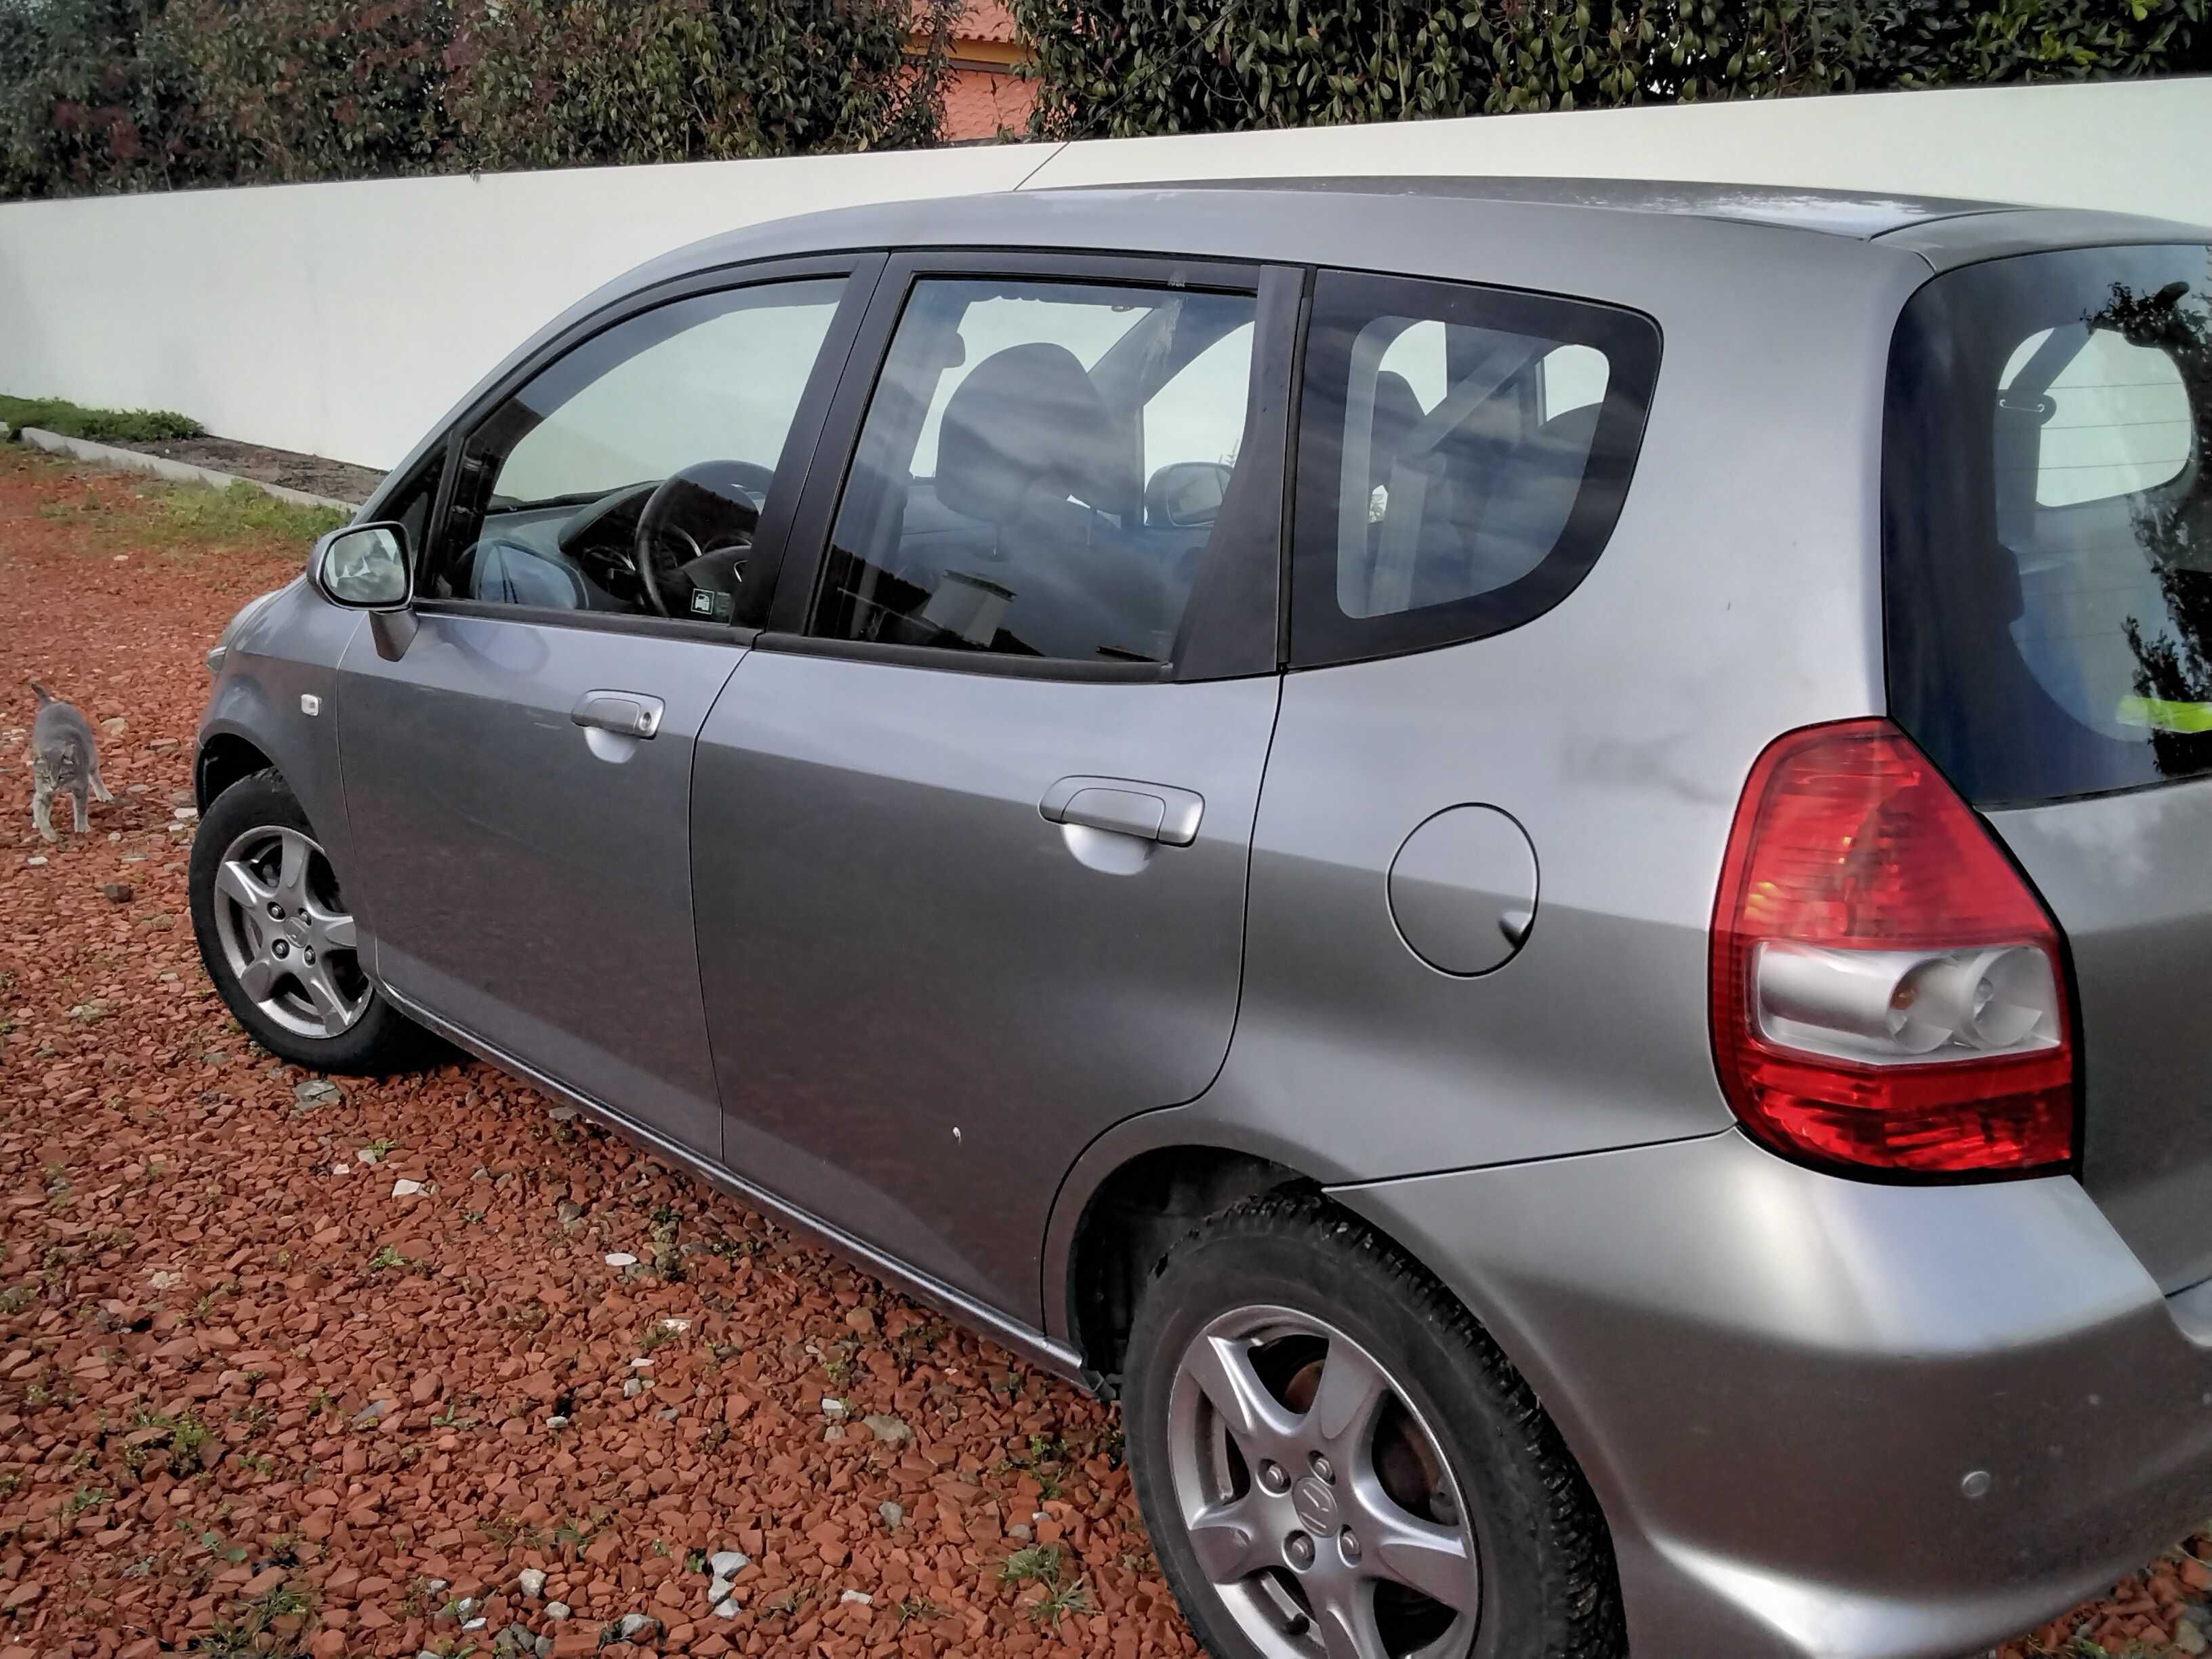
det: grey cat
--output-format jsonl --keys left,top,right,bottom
{"left": 27, "top": 680, "right": 112, "bottom": 841}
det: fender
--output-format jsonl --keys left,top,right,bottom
{"left": 195, "top": 583, "right": 363, "bottom": 892}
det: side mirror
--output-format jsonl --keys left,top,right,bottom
{"left": 312, "top": 523, "right": 411, "bottom": 610}
{"left": 1145, "top": 461, "right": 1233, "bottom": 529}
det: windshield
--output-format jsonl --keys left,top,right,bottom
{"left": 1883, "top": 242, "right": 2212, "bottom": 805}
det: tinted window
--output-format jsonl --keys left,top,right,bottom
{"left": 1884, "top": 244, "right": 2212, "bottom": 804}
{"left": 812, "top": 277, "right": 1259, "bottom": 665}
{"left": 429, "top": 279, "right": 844, "bottom": 619}
{"left": 1290, "top": 270, "right": 1659, "bottom": 668}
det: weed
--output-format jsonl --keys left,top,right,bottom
{"left": 684, "top": 1550, "right": 708, "bottom": 1574}
{"left": 198, "top": 1579, "right": 311, "bottom": 1657}
{"left": 1000, "top": 1542, "right": 1089, "bottom": 1624}
{"left": 896, "top": 1596, "right": 945, "bottom": 1625}
{"left": 0, "top": 1284, "right": 34, "bottom": 1315}
{"left": 62, "top": 1486, "right": 106, "bottom": 1516}
{"left": 999, "top": 1544, "right": 1063, "bottom": 1584}
{"left": 367, "top": 1245, "right": 407, "bottom": 1272}
{"left": 1027, "top": 1572, "right": 1092, "bottom": 1625}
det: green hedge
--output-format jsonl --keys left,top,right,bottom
{"left": 0, "top": 394, "right": 201, "bottom": 441}
{"left": 1008, "top": 0, "right": 2211, "bottom": 139}
{"left": 0, "top": 0, "right": 957, "bottom": 200}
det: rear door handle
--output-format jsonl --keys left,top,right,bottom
{"left": 1040, "top": 775, "right": 1204, "bottom": 846}
{"left": 571, "top": 689, "right": 664, "bottom": 738}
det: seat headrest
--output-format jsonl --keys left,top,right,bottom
{"left": 937, "top": 342, "right": 1126, "bottom": 527}
{"left": 1370, "top": 370, "right": 1425, "bottom": 466}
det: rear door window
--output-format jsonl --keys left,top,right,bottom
{"left": 1288, "top": 270, "right": 1660, "bottom": 668}
{"left": 1884, "top": 243, "right": 2212, "bottom": 804}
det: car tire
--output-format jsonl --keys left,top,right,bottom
{"left": 189, "top": 767, "right": 438, "bottom": 1075}
{"left": 1125, "top": 1191, "right": 1626, "bottom": 1659}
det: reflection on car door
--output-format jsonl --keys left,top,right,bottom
{"left": 691, "top": 255, "right": 1296, "bottom": 1321}
{"left": 336, "top": 263, "right": 875, "bottom": 1161}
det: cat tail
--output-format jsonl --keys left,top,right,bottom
{"left": 28, "top": 680, "right": 54, "bottom": 706}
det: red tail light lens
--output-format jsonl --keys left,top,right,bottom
{"left": 1711, "top": 719, "right": 2074, "bottom": 1175}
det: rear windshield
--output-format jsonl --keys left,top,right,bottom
{"left": 1884, "top": 242, "right": 2212, "bottom": 805}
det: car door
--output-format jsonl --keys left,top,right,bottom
{"left": 335, "top": 257, "right": 880, "bottom": 1161}
{"left": 692, "top": 253, "right": 1300, "bottom": 1319}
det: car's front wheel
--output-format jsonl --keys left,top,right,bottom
{"left": 188, "top": 767, "right": 434, "bottom": 1073}
{"left": 1125, "top": 1193, "right": 1626, "bottom": 1659}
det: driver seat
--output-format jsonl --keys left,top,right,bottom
{"left": 471, "top": 539, "right": 586, "bottom": 609}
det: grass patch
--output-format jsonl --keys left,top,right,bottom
{"left": 149, "top": 479, "right": 346, "bottom": 544}
{"left": 1, "top": 394, "right": 201, "bottom": 443}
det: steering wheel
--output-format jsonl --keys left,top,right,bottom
{"left": 632, "top": 459, "right": 774, "bottom": 617}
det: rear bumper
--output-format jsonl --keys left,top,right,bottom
{"left": 1332, "top": 1128, "right": 2212, "bottom": 1659}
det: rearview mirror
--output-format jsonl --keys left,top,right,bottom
{"left": 312, "top": 523, "right": 411, "bottom": 610}
{"left": 1145, "top": 461, "right": 1233, "bottom": 528}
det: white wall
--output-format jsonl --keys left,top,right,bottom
{"left": 1, "top": 77, "right": 2206, "bottom": 472}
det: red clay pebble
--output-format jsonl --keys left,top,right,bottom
{"left": 1, "top": 447, "right": 2196, "bottom": 1659}
{"left": 0, "top": 448, "right": 1198, "bottom": 1658}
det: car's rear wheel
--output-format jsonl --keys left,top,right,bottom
{"left": 1125, "top": 1193, "right": 1624, "bottom": 1659}
{"left": 189, "top": 768, "right": 436, "bottom": 1073}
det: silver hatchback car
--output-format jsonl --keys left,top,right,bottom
{"left": 191, "top": 178, "right": 2212, "bottom": 1659}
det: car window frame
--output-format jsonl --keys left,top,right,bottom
{"left": 1286, "top": 267, "right": 1663, "bottom": 672}
{"left": 411, "top": 251, "right": 887, "bottom": 643}
{"left": 760, "top": 247, "right": 1300, "bottom": 684}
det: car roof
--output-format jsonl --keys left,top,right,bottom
{"left": 1057, "top": 175, "right": 2011, "bottom": 239}
{"left": 634, "top": 176, "right": 2209, "bottom": 291}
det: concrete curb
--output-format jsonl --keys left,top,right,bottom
{"left": 16, "top": 426, "right": 361, "bottom": 512}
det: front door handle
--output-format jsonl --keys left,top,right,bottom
{"left": 1040, "top": 775, "right": 1204, "bottom": 846}
{"left": 571, "top": 690, "right": 664, "bottom": 739}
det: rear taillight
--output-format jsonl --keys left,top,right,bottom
{"left": 1711, "top": 719, "right": 2074, "bottom": 1176}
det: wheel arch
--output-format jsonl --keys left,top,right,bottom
{"left": 195, "top": 729, "right": 278, "bottom": 810}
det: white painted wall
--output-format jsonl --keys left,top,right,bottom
{"left": 1, "top": 77, "right": 2206, "bottom": 472}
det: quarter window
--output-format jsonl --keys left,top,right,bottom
{"left": 1291, "top": 270, "right": 1660, "bottom": 668}
{"left": 429, "top": 279, "right": 845, "bottom": 620}
{"left": 811, "top": 277, "right": 1261, "bottom": 666}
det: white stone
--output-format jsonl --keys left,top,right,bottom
{"left": 544, "top": 1414, "right": 569, "bottom": 1429}
{"left": 332, "top": 1164, "right": 349, "bottom": 1175}
{"left": 712, "top": 1598, "right": 740, "bottom": 1620}
{"left": 838, "top": 1590, "right": 872, "bottom": 1606}
{"left": 657, "top": 1317, "right": 689, "bottom": 1333}
{"left": 24, "top": 857, "right": 45, "bottom": 867}
{"left": 516, "top": 1568, "right": 546, "bottom": 1599}
{"left": 544, "top": 1601, "right": 571, "bottom": 1621}
{"left": 392, "top": 1179, "right": 424, "bottom": 1197}
{"left": 616, "top": 1615, "right": 657, "bottom": 1641}
{"left": 546, "top": 1105, "right": 579, "bottom": 1122}
{"left": 462, "top": 1619, "right": 486, "bottom": 1632}
{"left": 603, "top": 1252, "right": 637, "bottom": 1267}
{"left": 820, "top": 1397, "right": 846, "bottom": 1417}
{"left": 878, "top": 1501, "right": 903, "bottom": 1530}
{"left": 707, "top": 1576, "right": 732, "bottom": 1604}
{"left": 708, "top": 1551, "right": 749, "bottom": 1578}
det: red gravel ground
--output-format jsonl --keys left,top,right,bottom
{"left": 0, "top": 445, "right": 2207, "bottom": 1659}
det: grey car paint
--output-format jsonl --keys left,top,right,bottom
{"left": 1336, "top": 1127, "right": 2212, "bottom": 1659}
{"left": 1991, "top": 777, "right": 2212, "bottom": 1296}
{"left": 335, "top": 613, "right": 742, "bottom": 1158}
{"left": 199, "top": 179, "right": 2212, "bottom": 1659}
{"left": 693, "top": 653, "right": 1279, "bottom": 1317}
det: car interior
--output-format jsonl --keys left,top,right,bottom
{"left": 816, "top": 283, "right": 1258, "bottom": 663}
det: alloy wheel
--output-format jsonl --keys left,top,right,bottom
{"left": 1167, "top": 1304, "right": 1481, "bottom": 1659}
{"left": 208, "top": 824, "right": 371, "bottom": 1040}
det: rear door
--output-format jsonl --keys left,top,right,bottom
{"left": 1883, "top": 239, "right": 2212, "bottom": 1291}
{"left": 692, "top": 253, "right": 1300, "bottom": 1319}
{"left": 337, "top": 259, "right": 876, "bottom": 1162}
